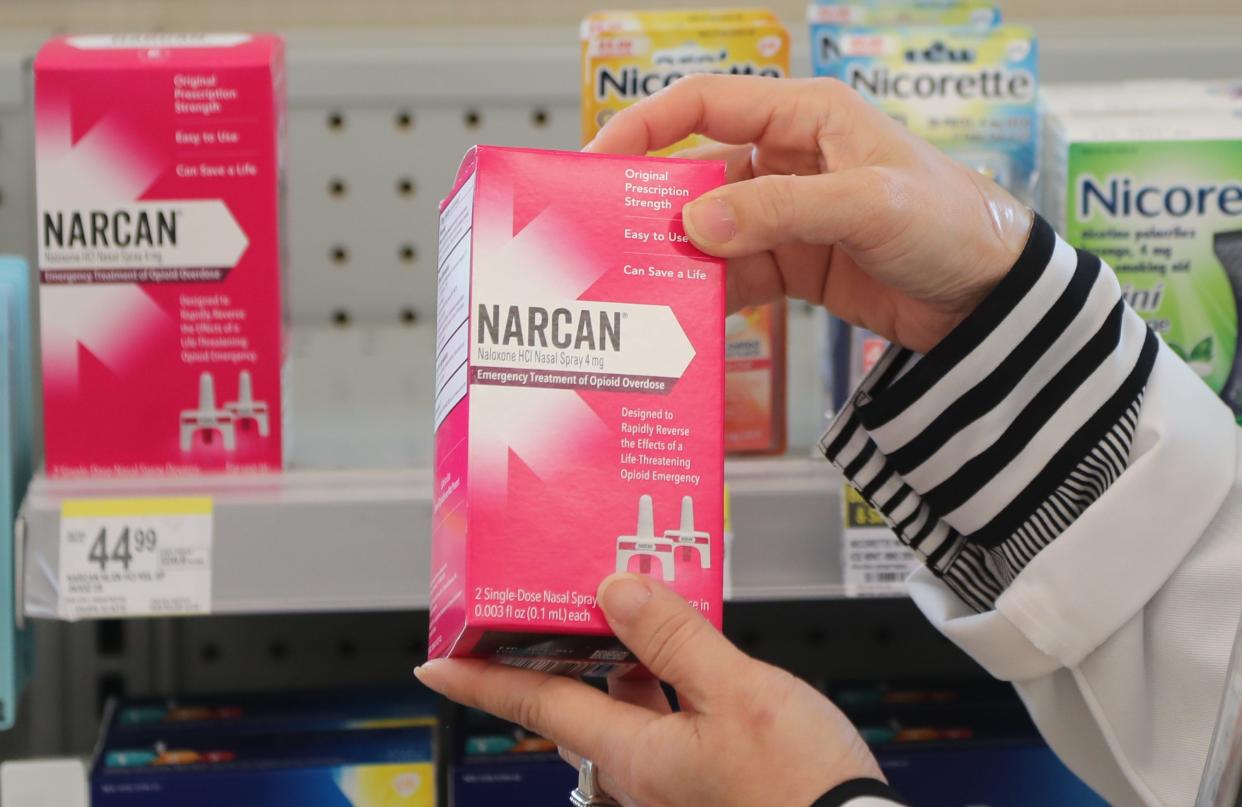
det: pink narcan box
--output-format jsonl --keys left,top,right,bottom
{"left": 430, "top": 146, "right": 726, "bottom": 675}
{"left": 35, "top": 34, "right": 286, "bottom": 477}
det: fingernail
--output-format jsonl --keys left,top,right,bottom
{"left": 413, "top": 659, "right": 446, "bottom": 685}
{"left": 598, "top": 574, "right": 652, "bottom": 625}
{"left": 684, "top": 196, "right": 737, "bottom": 245}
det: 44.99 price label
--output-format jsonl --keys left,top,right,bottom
{"left": 57, "top": 497, "right": 213, "bottom": 620}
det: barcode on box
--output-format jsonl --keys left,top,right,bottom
{"left": 497, "top": 657, "right": 634, "bottom": 678}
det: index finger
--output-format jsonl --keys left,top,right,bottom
{"left": 585, "top": 75, "right": 835, "bottom": 156}
{"left": 415, "top": 658, "right": 654, "bottom": 773}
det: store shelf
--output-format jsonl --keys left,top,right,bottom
{"left": 18, "top": 324, "right": 850, "bottom": 622}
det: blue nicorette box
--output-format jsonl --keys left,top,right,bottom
{"left": 91, "top": 722, "right": 437, "bottom": 807}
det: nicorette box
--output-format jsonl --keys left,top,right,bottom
{"left": 34, "top": 34, "right": 286, "bottom": 477}
{"left": 812, "top": 23, "right": 1037, "bottom": 200}
{"left": 1043, "top": 108, "right": 1242, "bottom": 420}
{"left": 580, "top": 9, "right": 788, "bottom": 154}
{"left": 430, "top": 146, "right": 725, "bottom": 673}
{"left": 808, "top": 1, "right": 1000, "bottom": 69}
{"left": 582, "top": 9, "right": 790, "bottom": 454}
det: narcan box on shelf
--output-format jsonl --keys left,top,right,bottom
{"left": 34, "top": 34, "right": 287, "bottom": 477}
{"left": 430, "top": 146, "right": 725, "bottom": 674}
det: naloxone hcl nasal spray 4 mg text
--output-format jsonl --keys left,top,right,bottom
{"left": 430, "top": 146, "right": 725, "bottom": 674}
{"left": 34, "top": 34, "right": 286, "bottom": 477}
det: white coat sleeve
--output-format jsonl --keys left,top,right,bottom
{"left": 822, "top": 216, "right": 1242, "bottom": 806}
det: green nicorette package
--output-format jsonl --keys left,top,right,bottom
{"left": 1044, "top": 108, "right": 1242, "bottom": 419}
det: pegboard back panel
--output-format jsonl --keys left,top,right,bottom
{"left": 0, "top": 51, "right": 33, "bottom": 276}
{"left": 285, "top": 100, "right": 579, "bottom": 325}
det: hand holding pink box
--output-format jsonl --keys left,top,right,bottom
{"left": 429, "top": 146, "right": 726, "bottom": 675}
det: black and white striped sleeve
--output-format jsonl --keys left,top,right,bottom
{"left": 820, "top": 215, "right": 1160, "bottom": 612}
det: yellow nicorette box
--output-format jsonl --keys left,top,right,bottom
{"left": 580, "top": 9, "right": 791, "bottom": 154}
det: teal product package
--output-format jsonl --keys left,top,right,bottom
{"left": 0, "top": 259, "right": 33, "bottom": 486}
{"left": 1044, "top": 111, "right": 1242, "bottom": 419}
{"left": 810, "top": 22, "right": 1038, "bottom": 202}
{"left": 0, "top": 256, "right": 35, "bottom": 731}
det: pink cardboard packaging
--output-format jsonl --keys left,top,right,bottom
{"left": 35, "top": 34, "right": 286, "bottom": 477}
{"left": 430, "top": 146, "right": 725, "bottom": 674}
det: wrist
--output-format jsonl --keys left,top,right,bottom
{"left": 808, "top": 778, "right": 909, "bottom": 807}
{"left": 788, "top": 734, "right": 887, "bottom": 807}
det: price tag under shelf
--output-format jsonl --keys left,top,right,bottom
{"left": 57, "top": 497, "right": 213, "bottom": 620}
{"left": 842, "top": 485, "right": 918, "bottom": 597}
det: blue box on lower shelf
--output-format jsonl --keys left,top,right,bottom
{"left": 92, "top": 690, "right": 439, "bottom": 807}
{"left": 107, "top": 686, "right": 440, "bottom": 736}
{"left": 450, "top": 707, "right": 573, "bottom": 806}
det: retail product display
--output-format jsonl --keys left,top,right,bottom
{"left": 0, "top": 258, "right": 35, "bottom": 731}
{"left": 430, "top": 146, "right": 725, "bottom": 674}
{"left": 810, "top": 3, "right": 1038, "bottom": 416}
{"left": 723, "top": 301, "right": 787, "bottom": 453}
{"left": 834, "top": 681, "right": 1106, "bottom": 806}
{"left": 34, "top": 33, "right": 287, "bottom": 477}
{"left": 580, "top": 8, "right": 789, "bottom": 154}
{"left": 91, "top": 689, "right": 438, "bottom": 806}
{"left": 809, "top": 4, "right": 1036, "bottom": 199}
{"left": 582, "top": 9, "right": 790, "bottom": 454}
{"left": 105, "top": 687, "right": 440, "bottom": 736}
{"left": 1042, "top": 85, "right": 1242, "bottom": 418}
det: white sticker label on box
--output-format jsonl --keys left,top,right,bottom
{"left": 58, "top": 497, "right": 213, "bottom": 620}
{"left": 842, "top": 486, "right": 918, "bottom": 596}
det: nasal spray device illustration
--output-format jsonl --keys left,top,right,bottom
{"left": 225, "top": 370, "right": 272, "bottom": 437}
{"left": 180, "top": 373, "right": 235, "bottom": 452}
{"left": 428, "top": 146, "right": 725, "bottom": 675}
{"left": 615, "top": 495, "right": 712, "bottom": 581}
{"left": 616, "top": 495, "right": 674, "bottom": 581}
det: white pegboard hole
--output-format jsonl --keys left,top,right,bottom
{"left": 327, "top": 111, "right": 346, "bottom": 131}
{"left": 328, "top": 178, "right": 347, "bottom": 198}
{"left": 395, "top": 110, "right": 414, "bottom": 131}
{"left": 532, "top": 108, "right": 550, "bottom": 128}
{"left": 398, "top": 243, "right": 418, "bottom": 264}
{"left": 332, "top": 309, "right": 351, "bottom": 327}
{"left": 463, "top": 109, "right": 483, "bottom": 129}
{"left": 396, "top": 177, "right": 416, "bottom": 197}
{"left": 330, "top": 245, "right": 349, "bottom": 265}
{"left": 400, "top": 308, "right": 418, "bottom": 326}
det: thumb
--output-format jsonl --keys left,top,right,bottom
{"left": 682, "top": 168, "right": 886, "bottom": 257}
{"left": 596, "top": 573, "right": 749, "bottom": 704}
